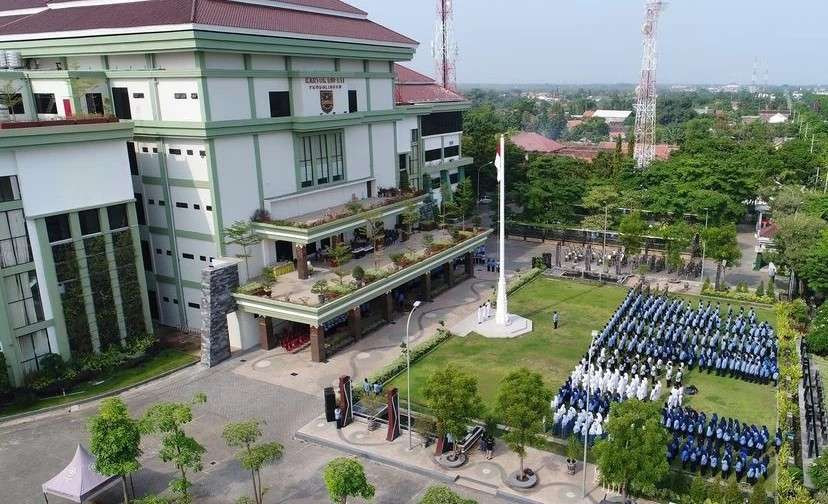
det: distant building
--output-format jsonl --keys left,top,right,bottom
{"left": 510, "top": 132, "right": 564, "bottom": 154}
{"left": 591, "top": 110, "right": 632, "bottom": 124}
{"left": 510, "top": 132, "right": 675, "bottom": 163}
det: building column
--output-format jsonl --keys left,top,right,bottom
{"left": 383, "top": 291, "right": 394, "bottom": 322}
{"left": 446, "top": 262, "right": 454, "bottom": 287}
{"left": 422, "top": 173, "right": 431, "bottom": 194}
{"left": 310, "top": 324, "right": 326, "bottom": 362}
{"left": 421, "top": 271, "right": 432, "bottom": 302}
{"left": 258, "top": 317, "right": 276, "bottom": 350}
{"left": 295, "top": 243, "right": 309, "bottom": 280}
{"left": 465, "top": 252, "right": 474, "bottom": 277}
{"left": 457, "top": 166, "right": 466, "bottom": 183}
{"left": 440, "top": 170, "right": 451, "bottom": 201}
{"left": 348, "top": 307, "right": 362, "bottom": 341}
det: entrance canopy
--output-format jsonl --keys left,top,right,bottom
{"left": 42, "top": 444, "right": 117, "bottom": 503}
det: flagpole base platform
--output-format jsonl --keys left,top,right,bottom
{"left": 454, "top": 312, "right": 533, "bottom": 339}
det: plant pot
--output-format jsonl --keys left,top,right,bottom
{"left": 506, "top": 469, "right": 538, "bottom": 489}
{"left": 566, "top": 458, "right": 577, "bottom": 475}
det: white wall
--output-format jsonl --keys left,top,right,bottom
{"left": 207, "top": 78, "right": 250, "bottom": 120}
{"left": 30, "top": 80, "right": 72, "bottom": 118}
{"left": 294, "top": 77, "right": 349, "bottom": 116}
{"left": 143, "top": 185, "right": 168, "bottom": 227}
{"left": 204, "top": 52, "right": 244, "bottom": 70}
{"left": 155, "top": 52, "right": 196, "bottom": 70}
{"left": 169, "top": 187, "right": 214, "bottom": 235}
{"left": 228, "top": 310, "right": 259, "bottom": 350}
{"left": 109, "top": 79, "right": 154, "bottom": 120}
{"left": 250, "top": 54, "right": 285, "bottom": 70}
{"left": 135, "top": 141, "right": 161, "bottom": 177}
{"left": 16, "top": 140, "right": 133, "bottom": 217}
{"left": 268, "top": 180, "right": 369, "bottom": 220}
{"left": 396, "top": 117, "right": 417, "bottom": 153}
{"left": 157, "top": 79, "right": 201, "bottom": 121}
{"left": 156, "top": 282, "right": 181, "bottom": 327}
{"left": 176, "top": 237, "right": 216, "bottom": 283}
{"left": 258, "top": 131, "right": 295, "bottom": 198}
{"left": 345, "top": 78, "right": 366, "bottom": 113}
{"left": 292, "top": 57, "right": 335, "bottom": 71}
{"left": 182, "top": 286, "right": 203, "bottom": 330}
{"left": 340, "top": 59, "right": 364, "bottom": 72}
{"left": 344, "top": 125, "right": 370, "bottom": 180}
{"left": 371, "top": 123, "right": 396, "bottom": 189}
{"left": 164, "top": 142, "right": 208, "bottom": 180}
{"left": 66, "top": 55, "right": 103, "bottom": 71}
{"left": 368, "top": 60, "right": 390, "bottom": 73}
{"left": 368, "top": 78, "right": 393, "bottom": 111}
{"left": 108, "top": 54, "right": 147, "bottom": 70}
{"left": 252, "top": 77, "right": 290, "bottom": 118}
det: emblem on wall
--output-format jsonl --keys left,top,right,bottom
{"left": 320, "top": 90, "right": 334, "bottom": 114}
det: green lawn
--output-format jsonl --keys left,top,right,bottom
{"left": 390, "top": 277, "right": 777, "bottom": 428}
{"left": 0, "top": 349, "right": 197, "bottom": 418}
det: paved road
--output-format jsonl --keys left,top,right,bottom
{"left": 0, "top": 357, "right": 500, "bottom": 504}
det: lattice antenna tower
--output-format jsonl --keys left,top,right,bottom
{"left": 751, "top": 57, "right": 759, "bottom": 94}
{"left": 633, "top": 0, "right": 664, "bottom": 169}
{"left": 432, "top": 0, "right": 458, "bottom": 92}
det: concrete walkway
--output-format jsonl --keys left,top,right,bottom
{"left": 297, "top": 416, "right": 618, "bottom": 504}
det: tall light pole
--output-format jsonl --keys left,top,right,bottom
{"left": 582, "top": 330, "right": 598, "bottom": 498}
{"left": 405, "top": 300, "right": 422, "bottom": 450}
{"left": 476, "top": 161, "right": 494, "bottom": 206}
{"left": 699, "top": 208, "right": 709, "bottom": 281}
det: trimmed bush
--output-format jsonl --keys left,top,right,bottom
{"left": 807, "top": 303, "right": 828, "bottom": 356}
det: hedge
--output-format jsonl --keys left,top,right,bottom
{"left": 700, "top": 285, "right": 776, "bottom": 306}
{"left": 354, "top": 328, "right": 453, "bottom": 401}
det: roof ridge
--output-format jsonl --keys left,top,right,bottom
{"left": 190, "top": 0, "right": 198, "bottom": 22}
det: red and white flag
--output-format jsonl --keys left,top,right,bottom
{"left": 494, "top": 134, "right": 505, "bottom": 182}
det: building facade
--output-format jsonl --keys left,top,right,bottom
{"left": 0, "top": 0, "right": 475, "bottom": 369}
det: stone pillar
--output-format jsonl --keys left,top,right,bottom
{"left": 258, "top": 317, "right": 277, "bottom": 350}
{"left": 465, "top": 252, "right": 474, "bottom": 277}
{"left": 338, "top": 375, "right": 354, "bottom": 428}
{"left": 348, "top": 307, "right": 362, "bottom": 341}
{"left": 310, "top": 324, "right": 325, "bottom": 362}
{"left": 383, "top": 291, "right": 394, "bottom": 322}
{"left": 446, "top": 261, "right": 455, "bottom": 287}
{"left": 295, "top": 243, "right": 309, "bottom": 280}
{"left": 201, "top": 261, "right": 239, "bottom": 368}
{"left": 421, "top": 271, "right": 432, "bottom": 302}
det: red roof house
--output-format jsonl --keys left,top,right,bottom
{"left": 393, "top": 64, "right": 466, "bottom": 105}
{"left": 509, "top": 132, "right": 565, "bottom": 154}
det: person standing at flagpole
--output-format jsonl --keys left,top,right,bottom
{"left": 495, "top": 134, "right": 509, "bottom": 326}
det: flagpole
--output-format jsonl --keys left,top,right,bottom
{"left": 495, "top": 133, "right": 509, "bottom": 326}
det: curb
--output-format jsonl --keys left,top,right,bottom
{"left": 295, "top": 430, "right": 457, "bottom": 484}
{"left": 296, "top": 430, "right": 546, "bottom": 504}
{"left": 0, "top": 358, "right": 199, "bottom": 426}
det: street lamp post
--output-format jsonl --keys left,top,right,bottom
{"left": 405, "top": 300, "right": 422, "bottom": 450}
{"left": 476, "top": 161, "right": 494, "bottom": 206}
{"left": 699, "top": 208, "right": 709, "bottom": 282}
{"left": 583, "top": 330, "right": 598, "bottom": 498}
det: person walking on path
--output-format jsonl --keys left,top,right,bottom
{"left": 553, "top": 311, "right": 560, "bottom": 329}
{"left": 334, "top": 406, "right": 342, "bottom": 429}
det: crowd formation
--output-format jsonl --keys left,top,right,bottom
{"left": 550, "top": 288, "right": 778, "bottom": 484}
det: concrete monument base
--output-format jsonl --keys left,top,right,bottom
{"left": 454, "top": 310, "right": 533, "bottom": 339}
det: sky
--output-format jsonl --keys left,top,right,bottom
{"left": 347, "top": 0, "right": 828, "bottom": 86}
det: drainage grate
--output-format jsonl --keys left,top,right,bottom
{"left": 290, "top": 372, "right": 298, "bottom": 376}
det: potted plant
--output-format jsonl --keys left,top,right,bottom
{"left": 351, "top": 265, "right": 365, "bottom": 287}
{"left": 566, "top": 435, "right": 581, "bottom": 475}
{"left": 401, "top": 203, "right": 420, "bottom": 242}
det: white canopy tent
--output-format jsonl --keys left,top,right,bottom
{"left": 42, "top": 444, "right": 118, "bottom": 503}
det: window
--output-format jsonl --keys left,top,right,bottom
{"left": 3, "top": 93, "right": 24, "bottom": 115}
{"left": 193, "top": 204, "right": 200, "bottom": 210}
{"left": 141, "top": 147, "right": 149, "bottom": 153}
{"left": 34, "top": 93, "right": 57, "bottom": 114}
{"left": 199, "top": 255, "right": 207, "bottom": 261}
{"left": 0, "top": 176, "right": 21, "bottom": 202}
{"left": 431, "top": 177, "right": 441, "bottom": 190}
{"left": 444, "top": 145, "right": 460, "bottom": 158}
{"left": 112, "top": 87, "right": 131, "bottom": 119}
{"left": 0, "top": 209, "right": 31, "bottom": 267}
{"left": 78, "top": 209, "right": 100, "bottom": 235}
{"left": 348, "top": 90, "right": 358, "bottom": 113}
{"left": 190, "top": 93, "right": 198, "bottom": 99}
{"left": 158, "top": 200, "right": 166, "bottom": 206}
{"left": 182, "top": 253, "right": 194, "bottom": 260}
{"left": 188, "top": 302, "right": 200, "bottom": 309}
{"left": 268, "top": 91, "right": 291, "bottom": 118}
{"left": 421, "top": 111, "right": 463, "bottom": 136}
{"left": 84, "top": 93, "right": 104, "bottom": 115}
{"left": 18, "top": 329, "right": 52, "bottom": 375}
{"left": 148, "top": 198, "right": 155, "bottom": 205}
{"left": 45, "top": 214, "right": 71, "bottom": 243}
{"left": 155, "top": 248, "right": 162, "bottom": 255}
{"left": 174, "top": 93, "right": 187, "bottom": 99}
{"left": 298, "top": 132, "right": 345, "bottom": 189}
{"left": 132, "top": 92, "right": 145, "bottom": 99}
{"left": 206, "top": 205, "right": 212, "bottom": 211}
{"left": 134, "top": 193, "right": 147, "bottom": 225}
{"left": 166, "top": 250, "right": 171, "bottom": 256}
{"left": 147, "top": 290, "right": 159, "bottom": 320}
{"left": 163, "top": 296, "right": 170, "bottom": 302}
{"left": 199, "top": 150, "right": 206, "bottom": 157}
{"left": 173, "top": 299, "right": 179, "bottom": 305}
{"left": 141, "top": 240, "right": 153, "bottom": 272}
{"left": 175, "top": 202, "right": 188, "bottom": 209}
{"left": 4, "top": 270, "right": 43, "bottom": 329}
{"left": 168, "top": 148, "right": 182, "bottom": 155}
{"left": 398, "top": 154, "right": 407, "bottom": 171}
{"left": 107, "top": 204, "right": 128, "bottom": 230}
{"left": 449, "top": 172, "right": 459, "bottom": 184}
{"left": 424, "top": 148, "right": 442, "bottom": 162}
{"left": 152, "top": 147, "right": 158, "bottom": 153}
{"left": 411, "top": 129, "right": 419, "bottom": 143}
{"left": 186, "top": 149, "right": 193, "bottom": 156}
{"left": 127, "top": 142, "right": 138, "bottom": 175}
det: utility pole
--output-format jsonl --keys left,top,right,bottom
{"left": 633, "top": 0, "right": 664, "bottom": 169}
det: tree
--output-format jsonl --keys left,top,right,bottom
{"left": 423, "top": 368, "right": 484, "bottom": 460}
{"left": 702, "top": 224, "right": 741, "bottom": 288}
{"left": 808, "top": 303, "right": 828, "bottom": 355}
{"left": 495, "top": 368, "right": 552, "bottom": 479}
{"left": 224, "top": 221, "right": 262, "bottom": 280}
{"left": 593, "top": 401, "right": 669, "bottom": 500}
{"left": 565, "top": 117, "right": 610, "bottom": 143}
{"left": 328, "top": 243, "right": 353, "bottom": 285}
{"left": 140, "top": 393, "right": 207, "bottom": 503}
{"left": 323, "top": 457, "right": 375, "bottom": 504}
{"left": 519, "top": 156, "right": 588, "bottom": 226}
{"left": 0, "top": 81, "right": 23, "bottom": 120}
{"left": 773, "top": 213, "right": 826, "bottom": 278}
{"left": 453, "top": 178, "right": 476, "bottom": 229}
{"left": 419, "top": 486, "right": 477, "bottom": 504}
{"left": 88, "top": 398, "right": 142, "bottom": 504}
{"left": 619, "top": 212, "right": 647, "bottom": 256}
{"left": 222, "top": 419, "right": 284, "bottom": 504}
{"left": 800, "top": 230, "right": 828, "bottom": 296}
{"left": 659, "top": 221, "right": 695, "bottom": 271}
{"left": 748, "top": 479, "right": 768, "bottom": 504}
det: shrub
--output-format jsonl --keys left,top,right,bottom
{"left": 532, "top": 256, "right": 546, "bottom": 269}
{"left": 250, "top": 208, "right": 271, "bottom": 222}
{"left": 237, "top": 282, "right": 267, "bottom": 296}
{"left": 808, "top": 303, "right": 828, "bottom": 356}
{"left": 345, "top": 200, "right": 364, "bottom": 215}
{"left": 810, "top": 452, "right": 828, "bottom": 491}
{"left": 260, "top": 266, "right": 277, "bottom": 284}
{"left": 310, "top": 280, "right": 329, "bottom": 295}
{"left": 422, "top": 233, "right": 434, "bottom": 249}
{"left": 363, "top": 268, "right": 388, "bottom": 283}
{"left": 755, "top": 281, "right": 765, "bottom": 297}
{"left": 702, "top": 277, "right": 712, "bottom": 292}
{"left": 351, "top": 265, "right": 365, "bottom": 283}
{"left": 767, "top": 279, "right": 775, "bottom": 299}
{"left": 0, "top": 351, "right": 11, "bottom": 396}
{"left": 419, "top": 486, "right": 477, "bottom": 504}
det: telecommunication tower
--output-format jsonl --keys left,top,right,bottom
{"left": 432, "top": 0, "right": 457, "bottom": 92}
{"left": 633, "top": 0, "right": 664, "bottom": 169}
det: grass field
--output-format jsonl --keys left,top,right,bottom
{"left": 0, "top": 349, "right": 197, "bottom": 418}
{"left": 389, "top": 277, "right": 777, "bottom": 428}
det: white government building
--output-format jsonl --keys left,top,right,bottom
{"left": 0, "top": 0, "right": 481, "bottom": 381}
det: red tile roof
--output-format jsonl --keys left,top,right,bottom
{"left": 0, "top": 0, "right": 417, "bottom": 46}
{"left": 509, "top": 132, "right": 564, "bottom": 153}
{"left": 393, "top": 64, "right": 466, "bottom": 105}
{"left": 0, "top": 0, "right": 46, "bottom": 10}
